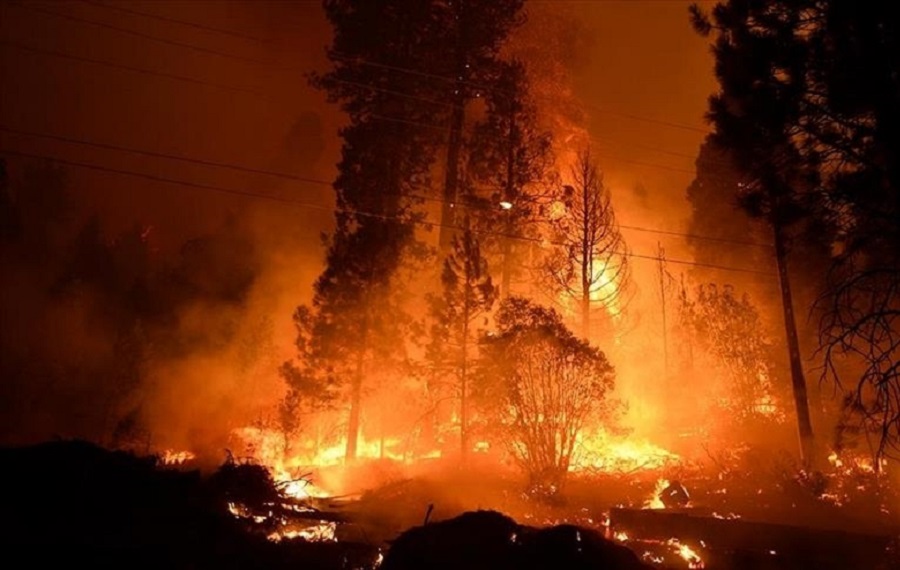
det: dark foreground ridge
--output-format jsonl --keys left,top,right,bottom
{"left": 0, "top": 440, "right": 375, "bottom": 569}
{"left": 0, "top": 441, "right": 651, "bottom": 569}
{"left": 384, "top": 510, "right": 650, "bottom": 570}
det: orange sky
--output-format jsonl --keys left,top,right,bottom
{"left": 0, "top": 0, "right": 720, "bottom": 310}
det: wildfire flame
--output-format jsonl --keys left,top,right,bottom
{"left": 572, "top": 431, "right": 680, "bottom": 474}
{"left": 159, "top": 449, "right": 195, "bottom": 465}
{"left": 645, "top": 478, "right": 670, "bottom": 509}
{"left": 268, "top": 522, "right": 337, "bottom": 543}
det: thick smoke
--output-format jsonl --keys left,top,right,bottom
{"left": 0, "top": 152, "right": 330, "bottom": 461}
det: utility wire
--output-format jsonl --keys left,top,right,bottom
{"left": 10, "top": 1, "right": 709, "bottom": 135}
{"left": 79, "top": 0, "right": 269, "bottom": 43}
{"left": 330, "top": 52, "right": 710, "bottom": 134}
{"left": 616, "top": 223, "right": 772, "bottom": 248}
{"left": 7, "top": 3, "right": 720, "bottom": 174}
{"left": 0, "top": 147, "right": 774, "bottom": 276}
{"left": 0, "top": 125, "right": 329, "bottom": 185}
{"left": 9, "top": 1, "right": 267, "bottom": 65}
{"left": 0, "top": 38, "right": 713, "bottom": 176}
{"left": 0, "top": 125, "right": 771, "bottom": 247}
{"left": 14, "top": 0, "right": 714, "bottom": 141}
{"left": 0, "top": 39, "right": 262, "bottom": 96}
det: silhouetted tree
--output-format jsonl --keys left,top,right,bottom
{"left": 427, "top": 223, "right": 497, "bottom": 461}
{"left": 433, "top": 0, "right": 527, "bottom": 250}
{"left": 694, "top": 0, "right": 900, "bottom": 461}
{"left": 306, "top": 1, "right": 449, "bottom": 460}
{"left": 466, "top": 60, "right": 556, "bottom": 297}
{"left": 692, "top": 1, "right": 819, "bottom": 463}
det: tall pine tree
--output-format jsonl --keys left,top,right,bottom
{"left": 427, "top": 222, "right": 497, "bottom": 461}
{"left": 289, "top": 1, "right": 447, "bottom": 461}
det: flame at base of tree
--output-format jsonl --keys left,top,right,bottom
{"left": 267, "top": 522, "right": 337, "bottom": 543}
{"left": 571, "top": 430, "right": 681, "bottom": 474}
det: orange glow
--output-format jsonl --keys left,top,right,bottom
{"left": 589, "top": 259, "right": 622, "bottom": 316}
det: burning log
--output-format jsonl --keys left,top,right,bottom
{"left": 609, "top": 507, "right": 896, "bottom": 569}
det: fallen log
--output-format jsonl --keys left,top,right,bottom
{"left": 610, "top": 507, "right": 894, "bottom": 569}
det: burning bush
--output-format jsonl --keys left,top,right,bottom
{"left": 479, "top": 297, "right": 619, "bottom": 489}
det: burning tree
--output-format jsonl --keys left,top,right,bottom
{"left": 427, "top": 224, "right": 497, "bottom": 461}
{"left": 479, "top": 297, "right": 617, "bottom": 488}
{"left": 541, "top": 148, "right": 632, "bottom": 340}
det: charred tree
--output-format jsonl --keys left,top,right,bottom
{"left": 541, "top": 149, "right": 631, "bottom": 341}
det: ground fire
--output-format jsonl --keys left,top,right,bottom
{"left": 1, "top": 0, "right": 899, "bottom": 568}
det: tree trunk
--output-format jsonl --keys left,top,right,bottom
{"left": 460, "top": 253, "right": 471, "bottom": 464}
{"left": 773, "top": 221, "right": 816, "bottom": 466}
{"left": 460, "top": 345, "right": 468, "bottom": 463}
{"left": 581, "top": 186, "right": 591, "bottom": 340}
{"left": 501, "top": 211, "right": 512, "bottom": 298}
{"left": 345, "top": 349, "right": 364, "bottom": 463}
{"left": 581, "top": 291, "right": 590, "bottom": 340}
{"left": 500, "top": 108, "right": 516, "bottom": 297}
{"left": 439, "top": 93, "right": 466, "bottom": 251}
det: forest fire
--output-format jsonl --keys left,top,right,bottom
{"left": 1, "top": 0, "right": 899, "bottom": 568}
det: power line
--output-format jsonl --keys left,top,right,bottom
{"left": 9, "top": 1, "right": 266, "bottom": 65}
{"left": 79, "top": 0, "right": 268, "bottom": 43}
{"left": 0, "top": 37, "right": 711, "bottom": 176}
{"left": 0, "top": 147, "right": 774, "bottom": 276}
{"left": 14, "top": 0, "right": 712, "bottom": 138}
{"left": 0, "top": 125, "right": 769, "bottom": 248}
{"left": 330, "top": 52, "right": 710, "bottom": 134}
{"left": 2, "top": 36, "right": 703, "bottom": 176}
{"left": 0, "top": 147, "right": 314, "bottom": 207}
{"left": 0, "top": 125, "right": 329, "bottom": 185}
{"left": 0, "top": 39, "right": 262, "bottom": 96}
{"left": 346, "top": 110, "right": 699, "bottom": 175}
{"left": 617, "top": 223, "right": 772, "bottom": 248}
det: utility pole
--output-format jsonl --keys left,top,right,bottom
{"left": 657, "top": 242, "right": 669, "bottom": 381}
{"left": 772, "top": 221, "right": 815, "bottom": 467}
